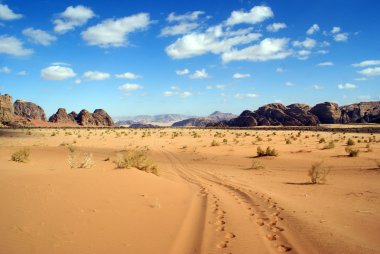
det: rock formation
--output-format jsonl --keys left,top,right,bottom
{"left": 49, "top": 108, "right": 77, "bottom": 124}
{"left": 208, "top": 111, "right": 238, "bottom": 121}
{"left": 92, "top": 109, "right": 114, "bottom": 126}
{"left": 172, "top": 117, "right": 218, "bottom": 127}
{"left": 340, "top": 102, "right": 380, "bottom": 123}
{"left": 310, "top": 102, "right": 341, "bottom": 124}
{"left": 14, "top": 99, "right": 46, "bottom": 121}
{"left": 0, "top": 94, "right": 14, "bottom": 123}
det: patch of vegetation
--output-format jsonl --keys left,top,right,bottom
{"left": 256, "top": 146, "right": 279, "bottom": 157}
{"left": 318, "top": 137, "right": 326, "bottom": 143}
{"left": 345, "top": 147, "right": 359, "bottom": 157}
{"left": 322, "top": 141, "right": 335, "bottom": 150}
{"left": 249, "top": 160, "right": 265, "bottom": 170}
{"left": 11, "top": 148, "right": 30, "bottom": 163}
{"left": 67, "top": 145, "right": 94, "bottom": 169}
{"left": 346, "top": 138, "right": 355, "bottom": 146}
{"left": 309, "top": 161, "right": 330, "bottom": 184}
{"left": 211, "top": 140, "right": 220, "bottom": 146}
{"left": 113, "top": 149, "right": 158, "bottom": 175}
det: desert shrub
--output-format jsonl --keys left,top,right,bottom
{"left": 318, "top": 137, "right": 326, "bottom": 143}
{"left": 309, "top": 161, "right": 330, "bottom": 184}
{"left": 346, "top": 138, "right": 355, "bottom": 146}
{"left": 345, "top": 147, "right": 359, "bottom": 157}
{"left": 11, "top": 148, "right": 30, "bottom": 163}
{"left": 249, "top": 160, "right": 265, "bottom": 170}
{"left": 256, "top": 146, "right": 279, "bottom": 157}
{"left": 223, "top": 138, "right": 228, "bottom": 144}
{"left": 285, "top": 138, "right": 292, "bottom": 144}
{"left": 211, "top": 140, "right": 220, "bottom": 146}
{"left": 256, "top": 136, "right": 263, "bottom": 142}
{"left": 322, "top": 141, "right": 335, "bottom": 150}
{"left": 366, "top": 144, "right": 373, "bottom": 152}
{"left": 113, "top": 149, "right": 158, "bottom": 175}
{"left": 68, "top": 145, "right": 94, "bottom": 169}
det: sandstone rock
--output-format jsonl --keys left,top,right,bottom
{"left": 340, "top": 102, "right": 380, "bottom": 123}
{"left": 76, "top": 109, "right": 96, "bottom": 126}
{"left": 14, "top": 99, "right": 47, "bottom": 121}
{"left": 92, "top": 109, "right": 114, "bottom": 126}
{"left": 310, "top": 102, "right": 341, "bottom": 124}
{"left": 172, "top": 117, "right": 218, "bottom": 127}
{"left": 49, "top": 108, "right": 77, "bottom": 124}
{"left": 0, "top": 94, "right": 13, "bottom": 123}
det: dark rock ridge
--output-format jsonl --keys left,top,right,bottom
{"left": 129, "top": 123, "right": 159, "bottom": 128}
{"left": 310, "top": 102, "right": 341, "bottom": 124}
{"left": 14, "top": 99, "right": 46, "bottom": 121}
{"left": 340, "top": 102, "right": 380, "bottom": 123}
{"left": 172, "top": 117, "right": 218, "bottom": 127}
{"left": 49, "top": 108, "right": 77, "bottom": 124}
{"left": 0, "top": 94, "right": 14, "bottom": 123}
{"left": 92, "top": 109, "right": 114, "bottom": 126}
{"left": 208, "top": 111, "right": 238, "bottom": 121}
{"left": 49, "top": 108, "right": 113, "bottom": 126}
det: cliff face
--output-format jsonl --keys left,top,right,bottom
{"left": 310, "top": 102, "right": 341, "bottom": 124}
{"left": 14, "top": 100, "right": 47, "bottom": 121}
{"left": 340, "top": 102, "right": 380, "bottom": 123}
{"left": 0, "top": 94, "right": 14, "bottom": 123}
{"left": 49, "top": 108, "right": 77, "bottom": 124}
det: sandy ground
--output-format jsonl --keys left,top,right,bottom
{"left": 0, "top": 128, "right": 379, "bottom": 254}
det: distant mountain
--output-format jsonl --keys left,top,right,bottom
{"left": 115, "top": 114, "right": 195, "bottom": 126}
{"left": 208, "top": 111, "right": 237, "bottom": 121}
{"left": 171, "top": 111, "right": 237, "bottom": 127}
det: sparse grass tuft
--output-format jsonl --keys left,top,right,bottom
{"left": 256, "top": 146, "right": 279, "bottom": 157}
{"left": 211, "top": 140, "right": 220, "bottom": 146}
{"left": 345, "top": 147, "right": 359, "bottom": 157}
{"left": 67, "top": 145, "right": 94, "bottom": 169}
{"left": 309, "top": 161, "right": 330, "bottom": 184}
{"left": 113, "top": 149, "right": 158, "bottom": 175}
{"left": 346, "top": 138, "right": 355, "bottom": 146}
{"left": 11, "top": 148, "right": 30, "bottom": 163}
{"left": 322, "top": 141, "right": 335, "bottom": 150}
{"left": 249, "top": 160, "right": 265, "bottom": 170}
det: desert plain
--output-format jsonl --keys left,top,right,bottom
{"left": 0, "top": 127, "right": 379, "bottom": 254}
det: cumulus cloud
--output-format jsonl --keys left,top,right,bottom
{"left": 180, "top": 91, "right": 192, "bottom": 97}
{"left": 222, "top": 38, "right": 292, "bottom": 63}
{"left": 235, "top": 93, "right": 257, "bottom": 99}
{"left": 17, "top": 70, "right": 27, "bottom": 76}
{"left": 115, "top": 72, "right": 142, "bottom": 79}
{"left": 233, "top": 73, "right": 250, "bottom": 78}
{"left": 352, "top": 60, "right": 380, "bottom": 67}
{"left": 41, "top": 65, "right": 76, "bottom": 80}
{"left": 215, "top": 85, "right": 225, "bottom": 90}
{"left": 166, "top": 25, "right": 261, "bottom": 59}
{"left": 292, "top": 37, "right": 316, "bottom": 48}
{"left": 0, "top": 35, "right": 33, "bottom": 56}
{"left": 163, "top": 90, "right": 192, "bottom": 98}
{"left": 163, "top": 91, "right": 175, "bottom": 96}
{"left": 176, "top": 69, "right": 190, "bottom": 75}
{"left": 54, "top": 5, "right": 95, "bottom": 34}
{"left": 82, "top": 13, "right": 151, "bottom": 47}
{"left": 285, "top": 82, "right": 294, "bottom": 87}
{"left": 331, "top": 26, "right": 341, "bottom": 34}
{"left": 225, "top": 6, "right": 273, "bottom": 26}
{"left": 358, "top": 67, "right": 380, "bottom": 77}
{"left": 118, "top": 83, "right": 143, "bottom": 91}
{"left": 83, "top": 71, "right": 110, "bottom": 80}
{"left": 0, "top": 4, "right": 23, "bottom": 20}
{"left": 266, "top": 22, "right": 287, "bottom": 32}
{"left": 161, "top": 22, "right": 199, "bottom": 36}
{"left": 306, "top": 24, "right": 320, "bottom": 35}
{"left": 334, "top": 33, "right": 348, "bottom": 42}
{"left": 296, "top": 49, "right": 311, "bottom": 60}
{"left": 189, "top": 69, "right": 208, "bottom": 79}
{"left": 338, "top": 83, "right": 356, "bottom": 89}
{"left": 0, "top": 66, "right": 11, "bottom": 74}
{"left": 22, "top": 28, "right": 57, "bottom": 46}
{"left": 317, "top": 61, "right": 334, "bottom": 66}
{"left": 167, "top": 11, "right": 205, "bottom": 23}
{"left": 313, "top": 84, "right": 323, "bottom": 90}
{"left": 74, "top": 79, "right": 81, "bottom": 84}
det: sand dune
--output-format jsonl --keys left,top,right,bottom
{"left": 0, "top": 128, "right": 379, "bottom": 253}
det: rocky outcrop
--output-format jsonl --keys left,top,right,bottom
{"left": 310, "top": 102, "right": 341, "bottom": 124}
{"left": 49, "top": 108, "right": 77, "bottom": 124}
{"left": 14, "top": 99, "right": 46, "bottom": 121}
{"left": 76, "top": 109, "right": 96, "bottom": 126}
{"left": 340, "top": 102, "right": 380, "bottom": 123}
{"left": 172, "top": 117, "right": 218, "bottom": 127}
{"left": 0, "top": 94, "right": 14, "bottom": 123}
{"left": 208, "top": 111, "right": 237, "bottom": 121}
{"left": 92, "top": 109, "right": 114, "bottom": 126}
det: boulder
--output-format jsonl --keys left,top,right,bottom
{"left": 0, "top": 94, "right": 14, "bottom": 123}
{"left": 92, "top": 109, "right": 114, "bottom": 126}
{"left": 14, "top": 99, "right": 46, "bottom": 121}
{"left": 310, "top": 102, "right": 341, "bottom": 124}
{"left": 49, "top": 108, "right": 77, "bottom": 124}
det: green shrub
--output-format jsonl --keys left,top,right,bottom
{"left": 11, "top": 148, "right": 30, "bottom": 163}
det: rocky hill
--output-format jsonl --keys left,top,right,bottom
{"left": 340, "top": 101, "right": 380, "bottom": 123}
{"left": 49, "top": 108, "right": 77, "bottom": 124}
{"left": 172, "top": 117, "right": 218, "bottom": 127}
{"left": 14, "top": 99, "right": 46, "bottom": 121}
{"left": 0, "top": 94, "right": 14, "bottom": 124}
{"left": 208, "top": 111, "right": 237, "bottom": 121}
{"left": 50, "top": 108, "right": 114, "bottom": 126}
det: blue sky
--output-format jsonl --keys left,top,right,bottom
{"left": 0, "top": 0, "right": 379, "bottom": 118}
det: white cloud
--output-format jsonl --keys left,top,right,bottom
{"left": 358, "top": 67, "right": 380, "bottom": 77}
{"left": 276, "top": 67, "right": 284, "bottom": 73}
{"left": 338, "top": 83, "right": 356, "bottom": 89}
{"left": 163, "top": 91, "right": 175, "bottom": 96}
{"left": 266, "top": 22, "right": 287, "bottom": 32}
{"left": 215, "top": 85, "right": 225, "bottom": 90}
{"left": 0, "top": 4, "right": 23, "bottom": 20}
{"left": 222, "top": 38, "right": 292, "bottom": 63}
{"left": 41, "top": 65, "right": 76, "bottom": 80}
{"left": 317, "top": 61, "right": 334, "bottom": 66}
{"left": 334, "top": 33, "right": 348, "bottom": 42}
{"left": 354, "top": 77, "right": 367, "bottom": 81}
{"left": 233, "top": 73, "right": 250, "bottom": 78}
{"left": 176, "top": 69, "right": 190, "bottom": 75}
{"left": 74, "top": 79, "right": 81, "bottom": 84}
{"left": 82, "top": 13, "right": 151, "bottom": 47}
{"left": 166, "top": 25, "right": 261, "bottom": 59}
{"left": 115, "top": 72, "right": 142, "bottom": 79}
{"left": 0, "top": 66, "right": 11, "bottom": 74}
{"left": 235, "top": 93, "right": 257, "bottom": 99}
{"left": 285, "top": 82, "right": 294, "bottom": 87}
{"left": 226, "top": 6, "right": 273, "bottom": 26}
{"left": 313, "top": 84, "right": 323, "bottom": 90}
{"left": 83, "top": 71, "right": 110, "bottom": 80}
{"left": 352, "top": 60, "right": 380, "bottom": 67}
{"left": 189, "top": 69, "right": 208, "bottom": 79}
{"left": 292, "top": 37, "right": 316, "bottom": 48}
{"left": 118, "top": 83, "right": 143, "bottom": 91}
{"left": 170, "top": 86, "right": 180, "bottom": 90}
{"left": 51, "top": 62, "right": 71, "bottom": 66}
{"left": 17, "top": 70, "right": 27, "bottom": 76}
{"left": 22, "top": 28, "right": 57, "bottom": 46}
{"left": 331, "top": 26, "right": 341, "bottom": 34}
{"left": 317, "top": 50, "right": 329, "bottom": 55}
{"left": 161, "top": 22, "right": 199, "bottom": 36}
{"left": 0, "top": 35, "right": 33, "bottom": 56}
{"left": 306, "top": 24, "right": 320, "bottom": 35}
{"left": 296, "top": 50, "right": 311, "bottom": 60}
{"left": 167, "top": 11, "right": 205, "bottom": 23}
{"left": 54, "top": 5, "right": 95, "bottom": 34}
{"left": 180, "top": 91, "right": 192, "bottom": 97}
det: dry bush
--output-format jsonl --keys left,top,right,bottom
{"left": 249, "top": 160, "right": 265, "bottom": 170}
{"left": 113, "top": 149, "right": 158, "bottom": 175}
{"left": 309, "top": 161, "right": 330, "bottom": 184}
{"left": 346, "top": 138, "right": 355, "bottom": 146}
{"left": 345, "top": 147, "right": 359, "bottom": 157}
{"left": 256, "top": 146, "right": 279, "bottom": 157}
{"left": 11, "top": 148, "right": 30, "bottom": 163}
{"left": 322, "top": 141, "right": 335, "bottom": 150}
{"left": 68, "top": 145, "right": 94, "bottom": 169}
{"left": 211, "top": 140, "right": 220, "bottom": 146}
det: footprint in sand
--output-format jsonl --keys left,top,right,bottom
{"left": 216, "top": 214, "right": 225, "bottom": 220}
{"left": 256, "top": 219, "right": 265, "bottom": 226}
{"left": 217, "top": 210, "right": 226, "bottom": 215}
{"left": 216, "top": 240, "right": 229, "bottom": 249}
{"left": 215, "top": 220, "right": 226, "bottom": 226}
{"left": 216, "top": 226, "right": 225, "bottom": 232}
{"left": 277, "top": 244, "right": 292, "bottom": 252}
{"left": 271, "top": 226, "right": 285, "bottom": 233}
{"left": 225, "top": 232, "right": 236, "bottom": 239}
{"left": 266, "top": 234, "right": 278, "bottom": 241}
